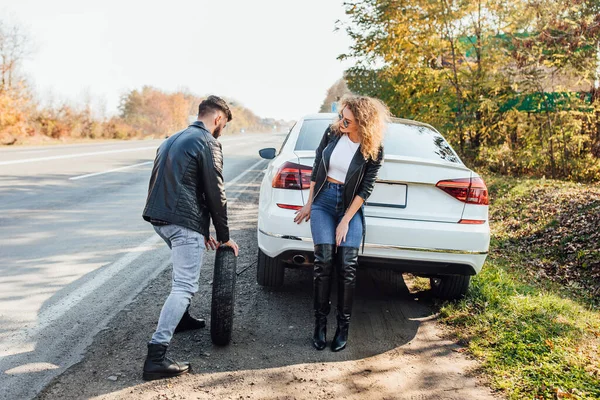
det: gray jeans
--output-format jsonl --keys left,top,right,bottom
{"left": 150, "top": 224, "right": 206, "bottom": 345}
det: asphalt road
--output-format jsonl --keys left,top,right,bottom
{"left": 0, "top": 133, "right": 282, "bottom": 400}
{"left": 33, "top": 140, "right": 497, "bottom": 400}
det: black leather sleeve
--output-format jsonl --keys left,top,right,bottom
{"left": 311, "top": 126, "right": 331, "bottom": 182}
{"left": 356, "top": 145, "right": 384, "bottom": 202}
{"left": 200, "top": 139, "right": 230, "bottom": 243}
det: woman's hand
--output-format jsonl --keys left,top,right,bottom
{"left": 294, "top": 203, "right": 311, "bottom": 224}
{"left": 336, "top": 218, "right": 350, "bottom": 246}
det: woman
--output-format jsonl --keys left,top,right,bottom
{"left": 294, "top": 95, "right": 389, "bottom": 351}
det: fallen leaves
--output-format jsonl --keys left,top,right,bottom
{"left": 490, "top": 181, "right": 600, "bottom": 304}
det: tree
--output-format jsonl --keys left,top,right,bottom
{"left": 0, "top": 18, "right": 33, "bottom": 144}
{"left": 319, "top": 78, "right": 351, "bottom": 112}
{"left": 119, "top": 86, "right": 191, "bottom": 137}
{"left": 119, "top": 87, "right": 269, "bottom": 137}
{"left": 0, "top": 19, "right": 30, "bottom": 92}
{"left": 339, "top": 0, "right": 600, "bottom": 181}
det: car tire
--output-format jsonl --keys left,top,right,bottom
{"left": 256, "top": 249, "right": 284, "bottom": 287}
{"left": 372, "top": 268, "right": 404, "bottom": 292}
{"left": 430, "top": 275, "right": 470, "bottom": 300}
{"left": 211, "top": 246, "right": 236, "bottom": 346}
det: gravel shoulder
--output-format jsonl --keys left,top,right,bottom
{"left": 37, "top": 171, "right": 500, "bottom": 400}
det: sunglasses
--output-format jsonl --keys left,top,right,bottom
{"left": 338, "top": 113, "right": 351, "bottom": 129}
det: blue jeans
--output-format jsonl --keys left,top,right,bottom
{"left": 150, "top": 224, "right": 206, "bottom": 345}
{"left": 310, "top": 181, "right": 363, "bottom": 248}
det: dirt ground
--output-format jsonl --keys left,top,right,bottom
{"left": 37, "top": 172, "right": 500, "bottom": 400}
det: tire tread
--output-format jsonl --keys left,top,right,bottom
{"left": 256, "top": 249, "right": 284, "bottom": 287}
{"left": 431, "top": 275, "right": 470, "bottom": 300}
{"left": 211, "top": 246, "right": 236, "bottom": 346}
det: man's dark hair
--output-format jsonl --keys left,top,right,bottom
{"left": 198, "top": 95, "right": 233, "bottom": 122}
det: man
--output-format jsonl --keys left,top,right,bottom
{"left": 141, "top": 95, "right": 239, "bottom": 380}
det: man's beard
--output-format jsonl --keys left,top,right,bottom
{"left": 212, "top": 125, "right": 223, "bottom": 139}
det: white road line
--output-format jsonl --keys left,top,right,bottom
{"left": 69, "top": 161, "right": 153, "bottom": 180}
{"left": 16, "top": 149, "right": 52, "bottom": 155}
{"left": 0, "top": 235, "right": 163, "bottom": 359}
{"left": 36, "top": 235, "right": 163, "bottom": 336}
{"left": 54, "top": 159, "right": 265, "bottom": 326}
{"left": 0, "top": 146, "right": 158, "bottom": 166}
{"left": 68, "top": 145, "right": 266, "bottom": 181}
{"left": 0, "top": 158, "right": 268, "bottom": 358}
{"left": 224, "top": 159, "right": 267, "bottom": 188}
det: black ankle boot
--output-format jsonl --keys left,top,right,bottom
{"left": 312, "top": 244, "right": 335, "bottom": 350}
{"left": 142, "top": 343, "right": 190, "bottom": 381}
{"left": 331, "top": 246, "right": 359, "bottom": 352}
{"left": 174, "top": 307, "right": 206, "bottom": 334}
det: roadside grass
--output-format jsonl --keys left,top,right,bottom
{"left": 439, "top": 175, "right": 600, "bottom": 399}
{"left": 403, "top": 273, "right": 431, "bottom": 293}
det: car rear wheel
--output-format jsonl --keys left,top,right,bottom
{"left": 430, "top": 275, "right": 470, "bottom": 300}
{"left": 371, "top": 268, "right": 404, "bottom": 292}
{"left": 257, "top": 249, "right": 284, "bottom": 287}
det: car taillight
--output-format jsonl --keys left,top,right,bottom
{"left": 272, "top": 162, "right": 312, "bottom": 190}
{"left": 436, "top": 177, "right": 489, "bottom": 205}
{"left": 277, "top": 204, "right": 302, "bottom": 210}
{"left": 458, "top": 219, "right": 486, "bottom": 224}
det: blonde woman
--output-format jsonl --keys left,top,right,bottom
{"left": 294, "top": 95, "right": 389, "bottom": 351}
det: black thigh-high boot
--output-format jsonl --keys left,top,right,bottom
{"left": 312, "top": 244, "right": 335, "bottom": 350}
{"left": 331, "top": 246, "right": 359, "bottom": 352}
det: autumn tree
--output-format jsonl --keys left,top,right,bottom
{"left": 505, "top": 0, "right": 600, "bottom": 179}
{"left": 319, "top": 78, "right": 351, "bottom": 112}
{"left": 0, "top": 19, "right": 273, "bottom": 144}
{"left": 119, "top": 86, "right": 190, "bottom": 137}
{"left": 119, "top": 87, "right": 269, "bottom": 137}
{"left": 0, "top": 19, "right": 30, "bottom": 92}
{"left": 339, "top": 0, "right": 600, "bottom": 181}
{"left": 0, "top": 18, "right": 32, "bottom": 144}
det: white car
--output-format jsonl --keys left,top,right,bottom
{"left": 257, "top": 113, "right": 490, "bottom": 299}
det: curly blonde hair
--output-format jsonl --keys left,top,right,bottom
{"left": 331, "top": 95, "right": 390, "bottom": 160}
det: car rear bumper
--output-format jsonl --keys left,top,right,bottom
{"left": 258, "top": 227, "right": 488, "bottom": 276}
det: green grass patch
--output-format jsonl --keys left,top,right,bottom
{"left": 440, "top": 174, "right": 600, "bottom": 399}
{"left": 403, "top": 273, "right": 431, "bottom": 293}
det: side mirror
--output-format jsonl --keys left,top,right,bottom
{"left": 259, "top": 148, "right": 277, "bottom": 160}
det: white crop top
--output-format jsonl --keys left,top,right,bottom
{"left": 327, "top": 134, "right": 360, "bottom": 182}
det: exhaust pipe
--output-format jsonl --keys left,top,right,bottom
{"left": 292, "top": 255, "right": 306, "bottom": 265}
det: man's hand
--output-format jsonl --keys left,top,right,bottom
{"left": 220, "top": 239, "right": 239, "bottom": 256}
{"left": 205, "top": 235, "right": 218, "bottom": 250}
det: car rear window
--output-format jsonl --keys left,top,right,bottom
{"left": 294, "top": 119, "right": 333, "bottom": 151}
{"left": 384, "top": 123, "right": 461, "bottom": 163}
{"left": 294, "top": 119, "right": 461, "bottom": 164}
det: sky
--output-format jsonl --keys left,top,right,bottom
{"left": 1, "top": 0, "right": 354, "bottom": 121}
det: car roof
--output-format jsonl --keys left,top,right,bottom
{"left": 302, "top": 113, "right": 438, "bottom": 131}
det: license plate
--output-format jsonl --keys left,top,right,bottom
{"left": 366, "top": 183, "right": 407, "bottom": 208}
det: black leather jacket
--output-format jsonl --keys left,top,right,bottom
{"left": 143, "top": 121, "right": 229, "bottom": 243}
{"left": 311, "top": 126, "right": 384, "bottom": 249}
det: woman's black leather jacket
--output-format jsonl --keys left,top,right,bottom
{"left": 310, "top": 126, "right": 384, "bottom": 250}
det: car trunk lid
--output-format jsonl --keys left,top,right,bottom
{"left": 365, "top": 156, "right": 472, "bottom": 223}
